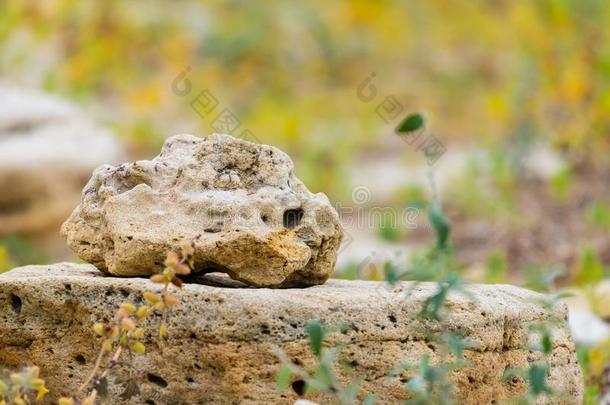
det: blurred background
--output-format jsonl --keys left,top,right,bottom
{"left": 0, "top": 0, "right": 609, "bottom": 400}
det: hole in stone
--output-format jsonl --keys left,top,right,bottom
{"left": 283, "top": 208, "right": 304, "bottom": 228}
{"left": 186, "top": 377, "right": 194, "bottom": 383}
{"left": 291, "top": 379, "right": 306, "bottom": 396}
{"left": 147, "top": 373, "right": 168, "bottom": 388}
{"left": 260, "top": 214, "right": 270, "bottom": 224}
{"left": 10, "top": 294, "right": 22, "bottom": 314}
{"left": 75, "top": 354, "right": 86, "bottom": 365}
{"left": 145, "top": 400, "right": 155, "bottom": 405}
{"left": 388, "top": 314, "right": 397, "bottom": 323}
{"left": 64, "top": 284, "right": 72, "bottom": 291}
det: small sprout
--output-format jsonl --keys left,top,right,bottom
{"left": 119, "top": 334, "right": 129, "bottom": 347}
{"left": 180, "top": 240, "right": 195, "bottom": 260}
{"left": 163, "top": 293, "right": 180, "bottom": 308}
{"left": 136, "top": 305, "right": 149, "bottom": 319}
{"left": 120, "top": 302, "right": 137, "bottom": 314}
{"left": 144, "top": 292, "right": 160, "bottom": 304}
{"left": 32, "top": 377, "right": 44, "bottom": 389}
{"left": 35, "top": 384, "right": 49, "bottom": 401}
{"left": 10, "top": 372, "right": 22, "bottom": 386}
{"left": 58, "top": 398, "right": 75, "bottom": 405}
{"left": 130, "top": 341, "right": 146, "bottom": 354}
{"left": 173, "top": 263, "right": 191, "bottom": 276}
{"left": 120, "top": 317, "right": 136, "bottom": 332}
{"left": 75, "top": 249, "right": 190, "bottom": 403}
{"left": 93, "top": 323, "right": 105, "bottom": 336}
{"left": 102, "top": 340, "right": 113, "bottom": 353}
{"left": 164, "top": 251, "right": 180, "bottom": 268}
{"left": 159, "top": 323, "right": 168, "bottom": 339}
{"left": 132, "top": 328, "right": 144, "bottom": 339}
{"left": 116, "top": 308, "right": 129, "bottom": 320}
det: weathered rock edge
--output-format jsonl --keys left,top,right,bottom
{"left": 61, "top": 133, "right": 343, "bottom": 288}
{"left": 0, "top": 264, "right": 583, "bottom": 404}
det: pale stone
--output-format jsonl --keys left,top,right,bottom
{"left": 0, "top": 86, "right": 124, "bottom": 236}
{"left": 61, "top": 133, "right": 343, "bottom": 287}
{"left": 0, "top": 264, "right": 583, "bottom": 404}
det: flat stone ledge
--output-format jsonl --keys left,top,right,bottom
{"left": 0, "top": 263, "right": 583, "bottom": 404}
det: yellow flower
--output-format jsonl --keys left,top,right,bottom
{"left": 120, "top": 302, "right": 137, "bottom": 314}
{"left": 144, "top": 292, "right": 161, "bottom": 304}
{"left": 136, "top": 305, "right": 149, "bottom": 319}
{"left": 93, "top": 323, "right": 105, "bottom": 336}
{"left": 130, "top": 341, "right": 146, "bottom": 354}
{"left": 35, "top": 385, "right": 49, "bottom": 401}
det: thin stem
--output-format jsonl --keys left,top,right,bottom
{"left": 78, "top": 345, "right": 106, "bottom": 393}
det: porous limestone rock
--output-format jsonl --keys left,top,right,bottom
{"left": 0, "top": 86, "right": 124, "bottom": 236}
{"left": 0, "top": 264, "right": 583, "bottom": 404}
{"left": 61, "top": 133, "right": 343, "bottom": 287}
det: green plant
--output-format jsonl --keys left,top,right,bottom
{"left": 549, "top": 165, "right": 573, "bottom": 201}
{"left": 586, "top": 199, "right": 610, "bottom": 229}
{"left": 484, "top": 250, "right": 507, "bottom": 284}
{"left": 274, "top": 320, "right": 376, "bottom": 404}
{"left": 389, "top": 331, "right": 470, "bottom": 405}
{"left": 376, "top": 215, "right": 402, "bottom": 242}
{"left": 0, "top": 366, "right": 48, "bottom": 405}
{"left": 0, "top": 244, "right": 15, "bottom": 274}
{"left": 60, "top": 244, "right": 193, "bottom": 405}
{"left": 573, "top": 244, "right": 605, "bottom": 286}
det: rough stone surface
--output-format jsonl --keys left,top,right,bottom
{"left": 0, "top": 264, "right": 583, "bottom": 404}
{"left": 0, "top": 85, "right": 124, "bottom": 236}
{"left": 61, "top": 133, "right": 342, "bottom": 287}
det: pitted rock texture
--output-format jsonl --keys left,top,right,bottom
{"left": 0, "top": 264, "right": 583, "bottom": 404}
{"left": 0, "top": 86, "right": 124, "bottom": 236}
{"left": 61, "top": 133, "right": 343, "bottom": 287}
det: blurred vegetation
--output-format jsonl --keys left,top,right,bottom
{"left": 2, "top": 0, "right": 610, "bottom": 198}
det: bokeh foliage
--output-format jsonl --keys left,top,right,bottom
{"left": 2, "top": 0, "right": 610, "bottom": 196}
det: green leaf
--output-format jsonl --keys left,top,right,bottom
{"left": 428, "top": 202, "right": 450, "bottom": 250}
{"left": 574, "top": 244, "right": 604, "bottom": 286}
{"left": 541, "top": 333, "right": 552, "bottom": 356}
{"left": 446, "top": 332, "right": 468, "bottom": 358}
{"left": 306, "top": 319, "right": 326, "bottom": 358}
{"left": 342, "top": 378, "right": 361, "bottom": 403}
{"left": 275, "top": 365, "right": 293, "bottom": 392}
{"left": 383, "top": 261, "right": 400, "bottom": 285}
{"left": 528, "top": 364, "right": 552, "bottom": 396}
{"left": 396, "top": 113, "right": 425, "bottom": 133}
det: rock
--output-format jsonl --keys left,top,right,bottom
{"left": 0, "top": 86, "right": 124, "bottom": 236}
{"left": 0, "top": 263, "right": 583, "bottom": 404}
{"left": 61, "top": 133, "right": 343, "bottom": 287}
